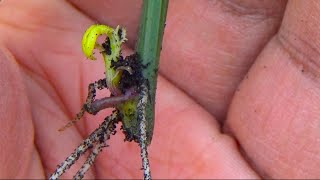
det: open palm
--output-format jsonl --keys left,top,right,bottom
{"left": 0, "top": 0, "right": 319, "bottom": 179}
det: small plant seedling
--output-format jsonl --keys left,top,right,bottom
{"left": 50, "top": 1, "right": 168, "bottom": 179}
{"left": 50, "top": 24, "right": 152, "bottom": 180}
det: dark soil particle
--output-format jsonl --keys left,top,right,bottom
{"left": 118, "top": 28, "right": 123, "bottom": 41}
{"left": 122, "top": 127, "right": 139, "bottom": 143}
{"left": 111, "top": 53, "right": 145, "bottom": 94}
{"left": 102, "top": 37, "right": 111, "bottom": 55}
{"left": 88, "top": 144, "right": 93, "bottom": 149}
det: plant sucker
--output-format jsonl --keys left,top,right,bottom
{"left": 50, "top": 24, "right": 151, "bottom": 180}
{"left": 50, "top": 0, "right": 168, "bottom": 179}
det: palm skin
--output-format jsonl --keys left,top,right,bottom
{"left": 0, "top": 0, "right": 319, "bottom": 179}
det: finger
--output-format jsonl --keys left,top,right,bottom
{"left": 93, "top": 76, "right": 260, "bottom": 179}
{"left": 0, "top": 47, "right": 43, "bottom": 178}
{"left": 160, "top": 0, "right": 287, "bottom": 120}
{"left": 226, "top": 0, "right": 320, "bottom": 178}
{"left": 67, "top": 0, "right": 142, "bottom": 48}
{"left": 0, "top": 1, "right": 101, "bottom": 178}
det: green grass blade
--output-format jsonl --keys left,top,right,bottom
{"left": 136, "top": 0, "right": 169, "bottom": 145}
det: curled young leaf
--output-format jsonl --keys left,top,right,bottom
{"left": 81, "top": 25, "right": 127, "bottom": 95}
{"left": 81, "top": 24, "right": 114, "bottom": 60}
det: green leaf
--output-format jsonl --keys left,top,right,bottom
{"left": 136, "top": 0, "right": 168, "bottom": 145}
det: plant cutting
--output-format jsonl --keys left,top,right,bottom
{"left": 49, "top": 0, "right": 168, "bottom": 179}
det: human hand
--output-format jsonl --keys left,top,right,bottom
{"left": 0, "top": 0, "right": 319, "bottom": 179}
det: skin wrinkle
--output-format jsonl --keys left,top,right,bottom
{"left": 222, "top": 47, "right": 265, "bottom": 177}
{"left": 21, "top": 65, "right": 77, "bottom": 176}
{"left": 30, "top": 51, "right": 72, "bottom": 120}
{"left": 34, "top": 129, "right": 52, "bottom": 178}
{"left": 0, "top": 1, "right": 77, "bottom": 33}
{"left": 23, "top": 58, "right": 96, "bottom": 178}
{"left": 12, "top": 41, "right": 90, "bottom": 141}
{"left": 0, "top": 18, "right": 37, "bottom": 32}
{"left": 278, "top": 29, "right": 320, "bottom": 83}
{"left": 65, "top": 0, "right": 96, "bottom": 23}
{"left": 31, "top": 100, "right": 95, "bottom": 178}
{"left": 28, "top": 149, "right": 46, "bottom": 178}
{"left": 35, "top": 1, "right": 88, "bottom": 33}
{"left": 0, "top": 47, "right": 37, "bottom": 178}
{"left": 226, "top": 123, "right": 266, "bottom": 178}
{"left": 21, "top": 63, "right": 71, "bottom": 130}
{"left": 77, "top": 58, "right": 88, "bottom": 138}
{"left": 18, "top": 59, "right": 68, "bottom": 118}
{"left": 220, "top": 0, "right": 287, "bottom": 20}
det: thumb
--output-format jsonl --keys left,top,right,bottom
{"left": 226, "top": 0, "right": 320, "bottom": 178}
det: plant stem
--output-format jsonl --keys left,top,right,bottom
{"left": 136, "top": 0, "right": 169, "bottom": 145}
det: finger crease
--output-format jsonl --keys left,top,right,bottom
{"left": 277, "top": 28, "right": 320, "bottom": 84}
